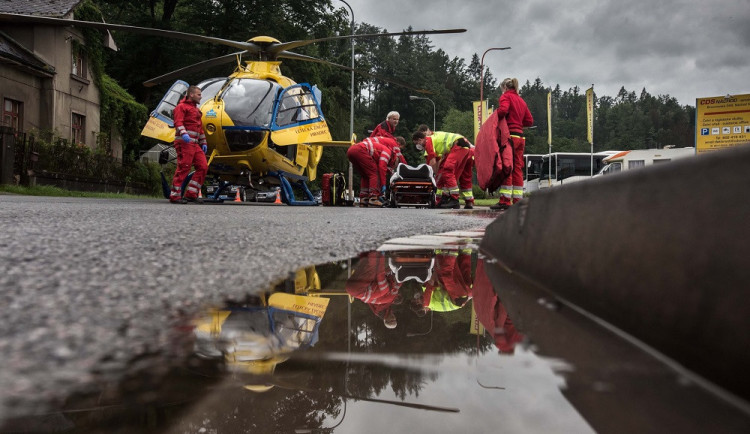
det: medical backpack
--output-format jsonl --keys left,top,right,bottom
{"left": 321, "top": 172, "right": 347, "bottom": 206}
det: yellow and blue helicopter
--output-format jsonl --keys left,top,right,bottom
{"left": 0, "top": 12, "right": 465, "bottom": 204}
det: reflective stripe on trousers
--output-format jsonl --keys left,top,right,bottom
{"left": 499, "top": 185, "right": 513, "bottom": 199}
{"left": 511, "top": 187, "right": 523, "bottom": 202}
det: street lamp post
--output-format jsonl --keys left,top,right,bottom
{"left": 479, "top": 47, "right": 511, "bottom": 109}
{"left": 340, "top": 0, "right": 355, "bottom": 202}
{"left": 409, "top": 95, "right": 436, "bottom": 131}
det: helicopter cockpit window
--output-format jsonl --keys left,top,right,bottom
{"left": 196, "top": 77, "right": 227, "bottom": 107}
{"left": 274, "top": 85, "right": 321, "bottom": 128}
{"left": 221, "top": 79, "right": 280, "bottom": 128}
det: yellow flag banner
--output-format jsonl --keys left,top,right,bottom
{"left": 472, "top": 100, "right": 489, "bottom": 143}
{"left": 470, "top": 304, "right": 485, "bottom": 335}
{"left": 586, "top": 87, "right": 594, "bottom": 144}
{"left": 547, "top": 92, "right": 552, "bottom": 146}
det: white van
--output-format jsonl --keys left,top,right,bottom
{"left": 595, "top": 148, "right": 695, "bottom": 177}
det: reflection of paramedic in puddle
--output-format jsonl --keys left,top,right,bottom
{"left": 472, "top": 259, "right": 524, "bottom": 354}
{"left": 411, "top": 249, "right": 474, "bottom": 314}
{"left": 346, "top": 251, "right": 403, "bottom": 329}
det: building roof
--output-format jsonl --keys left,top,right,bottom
{"left": 0, "top": 0, "right": 82, "bottom": 17}
{"left": 0, "top": 30, "right": 55, "bottom": 76}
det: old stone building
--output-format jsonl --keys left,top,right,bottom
{"left": 0, "top": 0, "right": 122, "bottom": 158}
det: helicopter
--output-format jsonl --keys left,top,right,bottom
{"left": 0, "top": 12, "right": 465, "bottom": 204}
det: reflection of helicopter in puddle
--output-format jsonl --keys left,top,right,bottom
{"left": 192, "top": 290, "right": 330, "bottom": 392}
{"left": 0, "top": 13, "right": 465, "bottom": 204}
{"left": 191, "top": 263, "right": 357, "bottom": 392}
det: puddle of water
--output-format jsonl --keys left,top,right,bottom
{"left": 3, "top": 233, "right": 750, "bottom": 433}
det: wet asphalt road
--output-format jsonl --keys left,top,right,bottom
{"left": 0, "top": 195, "right": 491, "bottom": 421}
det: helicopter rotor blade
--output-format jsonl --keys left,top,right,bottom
{"left": 0, "top": 13, "right": 261, "bottom": 53}
{"left": 143, "top": 51, "right": 245, "bottom": 87}
{"left": 277, "top": 51, "right": 434, "bottom": 95}
{"left": 270, "top": 28, "right": 466, "bottom": 54}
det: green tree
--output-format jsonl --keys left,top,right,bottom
{"left": 441, "top": 109, "right": 473, "bottom": 139}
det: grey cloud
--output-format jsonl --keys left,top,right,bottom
{"left": 345, "top": 0, "right": 749, "bottom": 105}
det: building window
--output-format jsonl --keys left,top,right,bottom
{"left": 2, "top": 99, "right": 23, "bottom": 132}
{"left": 72, "top": 113, "right": 86, "bottom": 145}
{"left": 72, "top": 43, "right": 87, "bottom": 79}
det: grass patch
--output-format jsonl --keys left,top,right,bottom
{"left": 475, "top": 198, "right": 499, "bottom": 206}
{"left": 0, "top": 184, "right": 159, "bottom": 199}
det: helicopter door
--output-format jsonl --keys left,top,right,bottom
{"left": 140, "top": 80, "right": 189, "bottom": 143}
{"left": 269, "top": 83, "right": 332, "bottom": 147}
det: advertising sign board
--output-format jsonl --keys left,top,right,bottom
{"left": 696, "top": 93, "right": 750, "bottom": 153}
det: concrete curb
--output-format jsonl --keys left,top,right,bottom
{"left": 480, "top": 144, "right": 750, "bottom": 399}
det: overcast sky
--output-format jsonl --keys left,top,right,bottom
{"left": 341, "top": 0, "right": 750, "bottom": 106}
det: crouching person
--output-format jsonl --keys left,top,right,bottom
{"left": 412, "top": 130, "right": 474, "bottom": 209}
{"left": 347, "top": 137, "right": 400, "bottom": 207}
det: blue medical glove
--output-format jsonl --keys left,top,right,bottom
{"left": 381, "top": 186, "right": 386, "bottom": 195}
{"left": 181, "top": 133, "right": 190, "bottom": 142}
{"left": 202, "top": 144, "right": 208, "bottom": 154}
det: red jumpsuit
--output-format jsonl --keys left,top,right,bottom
{"left": 375, "top": 136, "right": 407, "bottom": 166}
{"left": 473, "top": 259, "right": 524, "bottom": 354}
{"left": 346, "top": 252, "right": 402, "bottom": 321}
{"left": 346, "top": 137, "right": 396, "bottom": 201}
{"left": 436, "top": 251, "right": 473, "bottom": 303}
{"left": 370, "top": 120, "right": 396, "bottom": 139}
{"left": 424, "top": 134, "right": 474, "bottom": 203}
{"left": 496, "top": 89, "right": 533, "bottom": 205}
{"left": 171, "top": 97, "right": 208, "bottom": 202}
{"left": 422, "top": 250, "right": 473, "bottom": 311}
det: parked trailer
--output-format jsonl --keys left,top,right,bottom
{"left": 594, "top": 147, "right": 696, "bottom": 176}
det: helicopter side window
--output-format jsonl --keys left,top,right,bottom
{"left": 222, "top": 79, "right": 280, "bottom": 128}
{"left": 274, "top": 86, "right": 321, "bottom": 128}
{"left": 153, "top": 81, "right": 189, "bottom": 123}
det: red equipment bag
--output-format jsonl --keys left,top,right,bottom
{"left": 321, "top": 173, "right": 333, "bottom": 205}
{"left": 475, "top": 110, "right": 513, "bottom": 192}
{"left": 321, "top": 173, "right": 347, "bottom": 206}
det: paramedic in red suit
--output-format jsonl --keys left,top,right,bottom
{"left": 411, "top": 131, "right": 474, "bottom": 209}
{"left": 418, "top": 250, "right": 473, "bottom": 311}
{"left": 170, "top": 85, "right": 208, "bottom": 204}
{"left": 370, "top": 111, "right": 399, "bottom": 139}
{"left": 436, "top": 250, "right": 473, "bottom": 304}
{"left": 346, "top": 137, "right": 397, "bottom": 207}
{"left": 492, "top": 78, "right": 533, "bottom": 210}
{"left": 346, "top": 252, "right": 403, "bottom": 329}
{"left": 375, "top": 135, "right": 408, "bottom": 166}
{"left": 473, "top": 259, "right": 524, "bottom": 354}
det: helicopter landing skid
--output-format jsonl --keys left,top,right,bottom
{"left": 268, "top": 171, "right": 318, "bottom": 206}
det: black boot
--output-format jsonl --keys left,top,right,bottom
{"left": 438, "top": 196, "right": 460, "bottom": 209}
